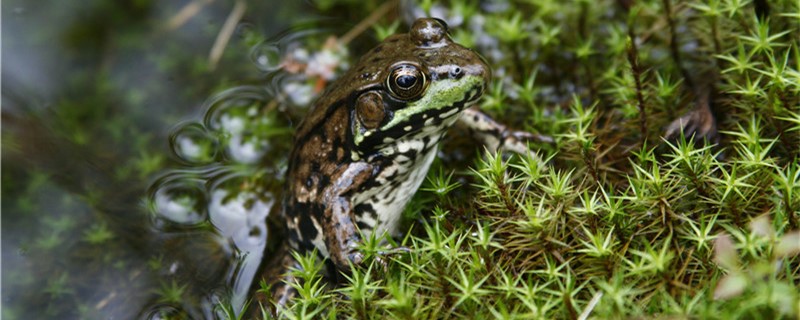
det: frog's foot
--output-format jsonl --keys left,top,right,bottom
{"left": 338, "top": 245, "right": 410, "bottom": 274}
{"left": 346, "top": 250, "right": 365, "bottom": 267}
{"left": 378, "top": 246, "right": 412, "bottom": 256}
{"left": 457, "top": 107, "right": 552, "bottom": 156}
{"left": 500, "top": 130, "right": 554, "bottom": 154}
{"left": 664, "top": 98, "right": 718, "bottom": 143}
{"left": 378, "top": 246, "right": 412, "bottom": 260}
{"left": 323, "top": 235, "right": 365, "bottom": 274}
{"left": 366, "top": 246, "right": 411, "bottom": 270}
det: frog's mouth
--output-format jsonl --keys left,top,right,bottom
{"left": 356, "top": 81, "right": 484, "bottom": 150}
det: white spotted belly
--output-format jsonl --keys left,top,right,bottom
{"left": 353, "top": 141, "right": 439, "bottom": 239}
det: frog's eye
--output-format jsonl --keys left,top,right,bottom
{"left": 386, "top": 64, "right": 427, "bottom": 101}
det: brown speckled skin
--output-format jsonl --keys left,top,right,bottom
{"left": 283, "top": 18, "right": 489, "bottom": 267}
{"left": 254, "top": 18, "right": 491, "bottom": 313}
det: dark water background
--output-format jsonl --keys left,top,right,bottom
{"left": 1, "top": 1, "right": 391, "bottom": 318}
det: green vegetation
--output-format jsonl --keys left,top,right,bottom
{"left": 3, "top": 0, "right": 798, "bottom": 319}
{"left": 251, "top": 0, "right": 800, "bottom": 319}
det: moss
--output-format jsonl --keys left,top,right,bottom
{"left": 3, "top": 0, "right": 798, "bottom": 318}
{"left": 257, "top": 0, "right": 800, "bottom": 319}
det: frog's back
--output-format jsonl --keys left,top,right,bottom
{"left": 282, "top": 18, "right": 490, "bottom": 258}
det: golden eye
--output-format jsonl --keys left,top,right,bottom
{"left": 386, "top": 64, "right": 427, "bottom": 100}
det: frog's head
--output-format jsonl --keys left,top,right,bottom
{"left": 348, "top": 18, "right": 491, "bottom": 155}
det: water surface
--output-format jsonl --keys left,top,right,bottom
{"left": 1, "top": 1, "right": 364, "bottom": 318}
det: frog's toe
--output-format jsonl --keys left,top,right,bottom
{"left": 347, "top": 251, "right": 365, "bottom": 266}
{"left": 500, "top": 130, "right": 553, "bottom": 155}
{"left": 378, "top": 246, "right": 412, "bottom": 255}
{"left": 457, "top": 108, "right": 552, "bottom": 157}
{"left": 373, "top": 246, "right": 411, "bottom": 270}
{"left": 664, "top": 109, "right": 718, "bottom": 143}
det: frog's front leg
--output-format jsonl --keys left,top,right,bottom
{"left": 457, "top": 107, "right": 553, "bottom": 154}
{"left": 322, "top": 162, "right": 374, "bottom": 270}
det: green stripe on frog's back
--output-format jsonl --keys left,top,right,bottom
{"left": 353, "top": 75, "right": 484, "bottom": 150}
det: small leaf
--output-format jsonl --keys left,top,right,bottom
{"left": 713, "top": 273, "right": 749, "bottom": 300}
{"left": 775, "top": 231, "right": 800, "bottom": 258}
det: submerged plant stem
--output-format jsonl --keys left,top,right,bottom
{"left": 339, "top": 0, "right": 400, "bottom": 45}
{"left": 209, "top": 0, "right": 247, "bottom": 70}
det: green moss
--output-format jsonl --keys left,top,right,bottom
{"left": 4, "top": 0, "right": 798, "bottom": 318}
{"left": 251, "top": 0, "right": 800, "bottom": 319}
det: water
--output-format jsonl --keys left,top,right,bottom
{"left": 145, "top": 85, "right": 290, "bottom": 317}
{"left": 1, "top": 0, "right": 356, "bottom": 318}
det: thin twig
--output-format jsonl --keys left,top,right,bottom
{"left": 209, "top": 0, "right": 247, "bottom": 71}
{"left": 166, "top": 0, "right": 214, "bottom": 31}
{"left": 339, "top": 0, "right": 399, "bottom": 45}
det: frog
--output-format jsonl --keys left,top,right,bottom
{"left": 253, "top": 17, "right": 541, "bottom": 312}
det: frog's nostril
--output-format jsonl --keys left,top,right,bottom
{"left": 449, "top": 67, "right": 463, "bottom": 79}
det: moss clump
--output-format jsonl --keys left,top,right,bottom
{"left": 254, "top": 0, "right": 800, "bottom": 319}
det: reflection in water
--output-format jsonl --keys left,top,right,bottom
{"left": 2, "top": 0, "right": 348, "bottom": 316}
{"left": 140, "top": 304, "right": 186, "bottom": 320}
{"left": 170, "top": 122, "right": 219, "bottom": 165}
{"left": 143, "top": 22, "right": 346, "bottom": 317}
{"left": 150, "top": 174, "right": 210, "bottom": 225}
{"left": 147, "top": 83, "right": 289, "bottom": 317}
{"left": 208, "top": 189, "right": 272, "bottom": 312}
{"left": 143, "top": 23, "right": 351, "bottom": 315}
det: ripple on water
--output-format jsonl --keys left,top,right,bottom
{"left": 139, "top": 303, "right": 189, "bottom": 320}
{"left": 169, "top": 122, "right": 219, "bottom": 165}
{"left": 148, "top": 173, "right": 210, "bottom": 227}
{"left": 250, "top": 26, "right": 332, "bottom": 73}
{"left": 147, "top": 82, "right": 290, "bottom": 316}
{"left": 145, "top": 21, "right": 342, "bottom": 317}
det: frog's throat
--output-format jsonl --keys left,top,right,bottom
{"left": 354, "top": 75, "right": 484, "bottom": 147}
